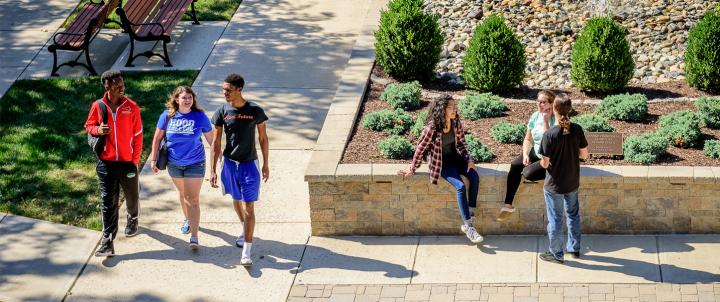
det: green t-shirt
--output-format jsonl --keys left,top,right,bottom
{"left": 527, "top": 111, "right": 555, "bottom": 156}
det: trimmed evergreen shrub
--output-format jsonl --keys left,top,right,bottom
{"left": 570, "top": 17, "right": 635, "bottom": 92}
{"left": 685, "top": 9, "right": 720, "bottom": 92}
{"left": 596, "top": 93, "right": 648, "bottom": 122}
{"left": 657, "top": 110, "right": 702, "bottom": 148}
{"left": 381, "top": 81, "right": 422, "bottom": 111}
{"left": 362, "top": 109, "right": 414, "bottom": 135}
{"left": 490, "top": 122, "right": 526, "bottom": 144}
{"left": 374, "top": 0, "right": 443, "bottom": 81}
{"left": 465, "top": 134, "right": 494, "bottom": 162}
{"left": 623, "top": 133, "right": 668, "bottom": 165}
{"left": 411, "top": 110, "right": 429, "bottom": 138}
{"left": 378, "top": 135, "right": 414, "bottom": 159}
{"left": 695, "top": 97, "right": 720, "bottom": 129}
{"left": 463, "top": 14, "right": 526, "bottom": 92}
{"left": 704, "top": 139, "right": 720, "bottom": 159}
{"left": 571, "top": 114, "right": 615, "bottom": 132}
{"left": 458, "top": 92, "right": 508, "bottom": 120}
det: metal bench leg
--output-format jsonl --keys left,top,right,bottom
{"left": 162, "top": 39, "right": 172, "bottom": 67}
{"left": 125, "top": 38, "right": 136, "bottom": 67}
{"left": 50, "top": 48, "right": 60, "bottom": 77}
{"left": 84, "top": 45, "right": 98, "bottom": 76}
{"left": 188, "top": 1, "right": 200, "bottom": 25}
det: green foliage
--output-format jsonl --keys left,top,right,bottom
{"left": 685, "top": 10, "right": 720, "bottom": 92}
{"left": 0, "top": 71, "right": 198, "bottom": 230}
{"left": 411, "top": 110, "right": 429, "bottom": 138}
{"left": 695, "top": 97, "right": 720, "bottom": 129}
{"left": 570, "top": 17, "right": 635, "bottom": 92}
{"left": 490, "top": 122, "right": 526, "bottom": 144}
{"left": 362, "top": 109, "right": 414, "bottom": 135}
{"left": 465, "top": 135, "right": 494, "bottom": 162}
{"left": 657, "top": 110, "right": 702, "bottom": 148}
{"left": 381, "top": 81, "right": 422, "bottom": 110}
{"left": 463, "top": 14, "right": 526, "bottom": 92}
{"left": 623, "top": 133, "right": 668, "bottom": 165}
{"left": 705, "top": 140, "right": 720, "bottom": 159}
{"left": 596, "top": 93, "right": 648, "bottom": 122}
{"left": 378, "top": 135, "right": 415, "bottom": 159}
{"left": 571, "top": 114, "right": 615, "bottom": 132}
{"left": 374, "top": 0, "right": 443, "bottom": 81}
{"left": 458, "top": 92, "right": 508, "bottom": 120}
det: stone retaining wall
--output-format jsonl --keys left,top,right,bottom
{"left": 306, "top": 164, "right": 720, "bottom": 235}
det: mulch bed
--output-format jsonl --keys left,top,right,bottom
{"left": 341, "top": 66, "right": 720, "bottom": 166}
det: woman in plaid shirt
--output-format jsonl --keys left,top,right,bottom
{"left": 398, "top": 95, "right": 483, "bottom": 244}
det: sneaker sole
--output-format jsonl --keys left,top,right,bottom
{"left": 241, "top": 261, "right": 252, "bottom": 267}
{"left": 190, "top": 243, "right": 199, "bottom": 250}
{"left": 95, "top": 252, "right": 115, "bottom": 257}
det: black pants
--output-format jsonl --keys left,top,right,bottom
{"left": 96, "top": 160, "right": 139, "bottom": 239}
{"left": 504, "top": 150, "right": 545, "bottom": 205}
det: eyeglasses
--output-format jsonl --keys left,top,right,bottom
{"left": 536, "top": 100, "right": 549, "bottom": 105}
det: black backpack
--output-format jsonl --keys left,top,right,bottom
{"left": 88, "top": 100, "right": 109, "bottom": 159}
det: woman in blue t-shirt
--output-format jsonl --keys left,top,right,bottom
{"left": 150, "top": 86, "right": 214, "bottom": 249}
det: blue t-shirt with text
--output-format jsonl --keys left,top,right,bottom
{"left": 157, "top": 110, "right": 213, "bottom": 166}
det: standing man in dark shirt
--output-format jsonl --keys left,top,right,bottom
{"left": 210, "top": 74, "right": 269, "bottom": 266}
{"left": 538, "top": 97, "right": 589, "bottom": 264}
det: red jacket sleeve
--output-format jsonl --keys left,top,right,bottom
{"left": 131, "top": 106, "right": 143, "bottom": 165}
{"left": 84, "top": 101, "right": 100, "bottom": 136}
{"left": 410, "top": 124, "right": 434, "bottom": 172}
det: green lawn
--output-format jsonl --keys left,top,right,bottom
{"left": 0, "top": 71, "right": 198, "bottom": 230}
{"left": 63, "top": 0, "right": 243, "bottom": 29}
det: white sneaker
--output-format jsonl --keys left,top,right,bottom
{"left": 463, "top": 225, "right": 484, "bottom": 244}
{"left": 240, "top": 255, "right": 253, "bottom": 266}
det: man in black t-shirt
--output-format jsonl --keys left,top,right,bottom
{"left": 538, "top": 97, "right": 589, "bottom": 264}
{"left": 210, "top": 74, "right": 269, "bottom": 266}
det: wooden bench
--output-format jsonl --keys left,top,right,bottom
{"left": 48, "top": 0, "right": 121, "bottom": 76}
{"left": 115, "top": 0, "right": 199, "bottom": 67}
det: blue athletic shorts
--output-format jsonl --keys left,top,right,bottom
{"left": 220, "top": 157, "right": 261, "bottom": 202}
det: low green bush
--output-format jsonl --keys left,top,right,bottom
{"left": 378, "top": 135, "right": 414, "bottom": 159}
{"left": 705, "top": 139, "right": 720, "bottom": 159}
{"left": 381, "top": 81, "right": 422, "bottom": 111}
{"left": 657, "top": 110, "right": 702, "bottom": 148}
{"left": 465, "top": 134, "right": 494, "bottom": 162}
{"left": 458, "top": 92, "right": 508, "bottom": 120}
{"left": 595, "top": 93, "right": 648, "bottom": 122}
{"left": 490, "top": 122, "right": 526, "bottom": 144}
{"left": 411, "top": 110, "right": 429, "bottom": 138}
{"left": 571, "top": 114, "right": 615, "bottom": 132}
{"left": 685, "top": 9, "right": 720, "bottom": 92}
{"left": 623, "top": 133, "right": 668, "bottom": 165}
{"left": 362, "top": 109, "right": 414, "bottom": 135}
{"left": 695, "top": 97, "right": 720, "bottom": 129}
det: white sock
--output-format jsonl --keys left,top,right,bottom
{"left": 242, "top": 242, "right": 252, "bottom": 257}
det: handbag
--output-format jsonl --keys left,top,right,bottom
{"left": 87, "top": 100, "right": 108, "bottom": 160}
{"left": 155, "top": 113, "right": 172, "bottom": 170}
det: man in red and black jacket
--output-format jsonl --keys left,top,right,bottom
{"left": 84, "top": 70, "right": 143, "bottom": 257}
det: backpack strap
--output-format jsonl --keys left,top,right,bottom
{"left": 97, "top": 99, "right": 108, "bottom": 125}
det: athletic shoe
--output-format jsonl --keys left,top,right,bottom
{"left": 95, "top": 236, "right": 115, "bottom": 257}
{"left": 235, "top": 235, "right": 245, "bottom": 248}
{"left": 496, "top": 205, "right": 516, "bottom": 222}
{"left": 240, "top": 255, "right": 253, "bottom": 266}
{"left": 180, "top": 219, "right": 190, "bottom": 234}
{"left": 461, "top": 224, "right": 484, "bottom": 244}
{"left": 189, "top": 237, "right": 199, "bottom": 250}
{"left": 539, "top": 252, "right": 564, "bottom": 264}
{"left": 124, "top": 218, "right": 138, "bottom": 237}
{"left": 568, "top": 251, "right": 581, "bottom": 259}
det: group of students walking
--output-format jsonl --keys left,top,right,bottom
{"left": 399, "top": 90, "right": 589, "bottom": 264}
{"left": 84, "top": 71, "right": 268, "bottom": 266}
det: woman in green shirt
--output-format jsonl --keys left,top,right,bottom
{"left": 497, "top": 90, "right": 556, "bottom": 221}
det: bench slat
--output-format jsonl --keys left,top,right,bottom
{"left": 57, "top": 2, "right": 104, "bottom": 47}
{"left": 124, "top": 0, "right": 159, "bottom": 31}
{"left": 137, "top": 0, "right": 193, "bottom": 37}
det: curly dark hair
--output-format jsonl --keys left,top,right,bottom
{"left": 224, "top": 73, "right": 245, "bottom": 89}
{"left": 427, "top": 95, "right": 451, "bottom": 133}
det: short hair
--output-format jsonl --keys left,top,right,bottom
{"left": 224, "top": 73, "right": 245, "bottom": 89}
{"left": 100, "top": 70, "right": 122, "bottom": 86}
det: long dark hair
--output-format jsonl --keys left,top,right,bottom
{"left": 166, "top": 86, "right": 203, "bottom": 117}
{"left": 427, "top": 95, "right": 451, "bottom": 132}
{"left": 554, "top": 97, "right": 572, "bottom": 135}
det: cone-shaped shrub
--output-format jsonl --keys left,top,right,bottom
{"left": 685, "top": 9, "right": 720, "bottom": 92}
{"left": 571, "top": 17, "right": 635, "bottom": 92}
{"left": 374, "top": 0, "right": 443, "bottom": 82}
{"left": 463, "top": 14, "right": 525, "bottom": 92}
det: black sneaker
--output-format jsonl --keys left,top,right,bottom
{"left": 125, "top": 218, "right": 139, "bottom": 237}
{"left": 569, "top": 251, "right": 581, "bottom": 259}
{"left": 95, "top": 236, "right": 115, "bottom": 257}
{"left": 539, "top": 252, "right": 564, "bottom": 264}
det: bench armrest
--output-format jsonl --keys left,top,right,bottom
{"left": 126, "top": 20, "right": 166, "bottom": 35}
{"left": 52, "top": 31, "right": 85, "bottom": 44}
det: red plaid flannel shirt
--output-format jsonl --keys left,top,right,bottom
{"left": 410, "top": 117, "right": 472, "bottom": 184}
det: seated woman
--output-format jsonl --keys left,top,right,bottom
{"left": 497, "top": 90, "right": 556, "bottom": 221}
{"left": 398, "top": 95, "right": 483, "bottom": 244}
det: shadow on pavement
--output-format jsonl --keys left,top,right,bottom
{"left": 564, "top": 254, "right": 720, "bottom": 283}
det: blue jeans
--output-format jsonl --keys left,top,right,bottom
{"left": 543, "top": 189, "right": 581, "bottom": 259}
{"left": 440, "top": 160, "right": 479, "bottom": 221}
